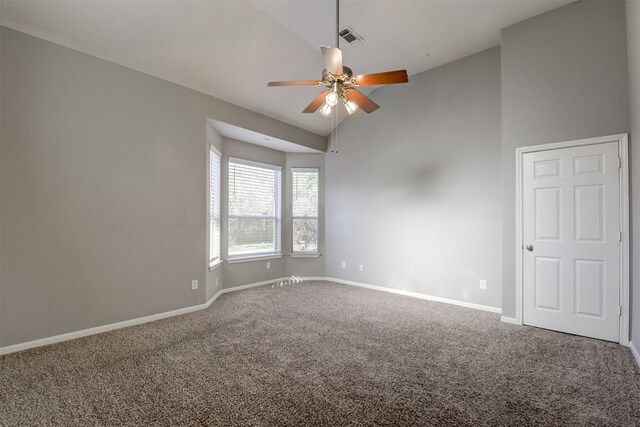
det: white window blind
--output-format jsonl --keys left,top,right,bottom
{"left": 209, "top": 145, "right": 221, "bottom": 267}
{"left": 228, "top": 158, "right": 282, "bottom": 258}
{"left": 292, "top": 168, "right": 319, "bottom": 253}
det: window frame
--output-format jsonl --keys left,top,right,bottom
{"left": 227, "top": 157, "right": 282, "bottom": 261}
{"left": 291, "top": 167, "right": 320, "bottom": 255}
{"left": 209, "top": 144, "right": 222, "bottom": 269}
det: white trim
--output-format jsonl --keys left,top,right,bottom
{"left": 220, "top": 277, "right": 292, "bottom": 293}
{"left": 289, "top": 252, "right": 322, "bottom": 258}
{"left": 500, "top": 316, "right": 520, "bottom": 325}
{"left": 4, "top": 272, "right": 632, "bottom": 358}
{"left": 313, "top": 277, "right": 501, "bottom": 314}
{"left": 208, "top": 143, "right": 222, "bottom": 268}
{"left": 0, "top": 276, "right": 498, "bottom": 356}
{"left": 514, "top": 134, "right": 630, "bottom": 345}
{"left": 515, "top": 143, "right": 524, "bottom": 326}
{"left": 226, "top": 253, "right": 282, "bottom": 264}
{"left": 629, "top": 342, "right": 640, "bottom": 369}
{"left": 206, "top": 290, "right": 223, "bottom": 308}
{"left": 619, "top": 138, "right": 631, "bottom": 345}
{"left": 291, "top": 167, "right": 319, "bottom": 173}
{"left": 208, "top": 143, "right": 221, "bottom": 157}
{"left": 208, "top": 259, "right": 223, "bottom": 271}
{"left": 0, "top": 300, "right": 212, "bottom": 356}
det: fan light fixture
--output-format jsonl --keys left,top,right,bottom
{"left": 343, "top": 98, "right": 359, "bottom": 115}
{"left": 326, "top": 91, "right": 339, "bottom": 107}
{"left": 267, "top": 0, "right": 409, "bottom": 117}
{"left": 319, "top": 103, "right": 333, "bottom": 117}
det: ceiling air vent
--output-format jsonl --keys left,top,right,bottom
{"left": 339, "top": 27, "right": 363, "bottom": 45}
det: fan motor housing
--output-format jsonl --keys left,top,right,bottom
{"left": 322, "top": 66, "right": 353, "bottom": 84}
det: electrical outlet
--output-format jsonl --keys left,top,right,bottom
{"left": 191, "top": 280, "right": 198, "bottom": 290}
{"left": 266, "top": 261, "right": 271, "bottom": 270}
{"left": 479, "top": 279, "right": 487, "bottom": 290}
{"left": 341, "top": 261, "right": 347, "bottom": 269}
{"left": 359, "top": 264, "right": 364, "bottom": 272}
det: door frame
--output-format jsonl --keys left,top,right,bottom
{"left": 514, "top": 134, "right": 629, "bottom": 345}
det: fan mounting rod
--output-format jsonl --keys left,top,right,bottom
{"left": 336, "top": 0, "right": 340, "bottom": 49}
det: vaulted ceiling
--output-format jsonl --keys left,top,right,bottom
{"left": 0, "top": 0, "right": 573, "bottom": 136}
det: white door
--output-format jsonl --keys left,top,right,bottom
{"left": 522, "top": 142, "right": 620, "bottom": 342}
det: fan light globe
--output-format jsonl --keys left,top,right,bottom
{"left": 325, "top": 91, "right": 339, "bottom": 106}
{"left": 319, "top": 103, "right": 333, "bottom": 117}
{"left": 344, "top": 99, "right": 359, "bottom": 115}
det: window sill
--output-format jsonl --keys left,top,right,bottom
{"left": 209, "top": 260, "right": 223, "bottom": 271}
{"left": 226, "top": 254, "right": 283, "bottom": 264}
{"left": 289, "top": 253, "right": 322, "bottom": 258}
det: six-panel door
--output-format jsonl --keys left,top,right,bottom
{"left": 522, "top": 142, "right": 620, "bottom": 342}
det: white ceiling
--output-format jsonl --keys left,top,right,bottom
{"left": 0, "top": 0, "right": 573, "bottom": 137}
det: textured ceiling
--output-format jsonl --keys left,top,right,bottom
{"left": 0, "top": 0, "right": 573, "bottom": 136}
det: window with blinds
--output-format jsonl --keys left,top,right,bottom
{"left": 209, "top": 145, "right": 221, "bottom": 267}
{"left": 292, "top": 168, "right": 319, "bottom": 253}
{"left": 228, "top": 158, "right": 282, "bottom": 258}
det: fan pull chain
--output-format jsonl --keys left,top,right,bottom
{"left": 330, "top": 132, "right": 336, "bottom": 153}
{"left": 329, "top": 116, "right": 334, "bottom": 153}
{"left": 333, "top": 107, "right": 339, "bottom": 153}
{"left": 329, "top": 107, "right": 337, "bottom": 153}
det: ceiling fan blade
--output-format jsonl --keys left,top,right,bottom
{"left": 267, "top": 80, "right": 320, "bottom": 87}
{"left": 303, "top": 91, "right": 328, "bottom": 113}
{"left": 353, "top": 70, "right": 409, "bottom": 86}
{"left": 344, "top": 89, "right": 380, "bottom": 113}
{"left": 321, "top": 46, "right": 343, "bottom": 75}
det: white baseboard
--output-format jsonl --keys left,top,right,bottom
{"left": 500, "top": 316, "right": 520, "bottom": 325}
{"left": 300, "top": 277, "right": 327, "bottom": 281}
{"left": 0, "top": 277, "right": 290, "bottom": 356}
{"left": 315, "top": 276, "right": 502, "bottom": 314}
{"left": 0, "top": 276, "right": 501, "bottom": 356}
{"left": 629, "top": 341, "right": 640, "bottom": 369}
{"left": 220, "top": 277, "right": 292, "bottom": 293}
{"left": 6, "top": 275, "right": 633, "bottom": 363}
{"left": 205, "top": 290, "right": 223, "bottom": 308}
{"left": 0, "top": 300, "right": 211, "bottom": 356}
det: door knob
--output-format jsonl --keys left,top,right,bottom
{"left": 526, "top": 244, "right": 533, "bottom": 252}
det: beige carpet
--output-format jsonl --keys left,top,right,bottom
{"left": 1, "top": 280, "right": 639, "bottom": 426}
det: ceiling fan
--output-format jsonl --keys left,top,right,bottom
{"left": 267, "top": 0, "right": 409, "bottom": 117}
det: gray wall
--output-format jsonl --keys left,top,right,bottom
{"left": 500, "top": 0, "right": 630, "bottom": 318}
{"left": 1, "top": 1, "right": 635, "bottom": 347}
{"left": 627, "top": 0, "right": 640, "bottom": 347}
{"left": 0, "top": 27, "right": 324, "bottom": 347}
{"left": 325, "top": 47, "right": 503, "bottom": 309}
{"left": 0, "top": 22, "right": 3, "bottom": 345}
